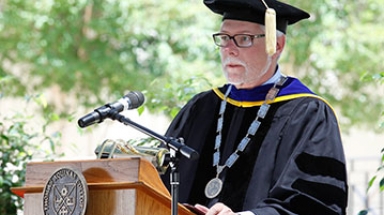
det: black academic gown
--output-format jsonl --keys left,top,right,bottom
{"left": 161, "top": 77, "right": 348, "bottom": 215}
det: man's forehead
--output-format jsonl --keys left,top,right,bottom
{"left": 220, "top": 19, "right": 263, "bottom": 32}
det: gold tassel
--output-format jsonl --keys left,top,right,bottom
{"left": 265, "top": 8, "right": 276, "bottom": 56}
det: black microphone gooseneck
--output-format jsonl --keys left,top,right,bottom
{"left": 77, "top": 91, "right": 145, "bottom": 128}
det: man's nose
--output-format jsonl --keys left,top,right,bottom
{"left": 222, "top": 40, "right": 239, "bottom": 55}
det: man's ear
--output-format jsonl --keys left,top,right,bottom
{"left": 276, "top": 35, "right": 286, "bottom": 54}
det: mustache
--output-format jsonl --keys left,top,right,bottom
{"left": 223, "top": 58, "right": 246, "bottom": 67}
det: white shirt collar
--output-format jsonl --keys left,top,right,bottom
{"left": 262, "top": 66, "right": 282, "bottom": 85}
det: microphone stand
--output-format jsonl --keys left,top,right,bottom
{"left": 107, "top": 110, "right": 199, "bottom": 215}
{"left": 169, "top": 149, "right": 180, "bottom": 215}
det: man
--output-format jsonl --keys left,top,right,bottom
{"left": 161, "top": 0, "right": 348, "bottom": 214}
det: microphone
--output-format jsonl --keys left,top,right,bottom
{"left": 78, "top": 91, "right": 145, "bottom": 128}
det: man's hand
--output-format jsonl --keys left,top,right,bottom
{"left": 195, "top": 203, "right": 237, "bottom": 215}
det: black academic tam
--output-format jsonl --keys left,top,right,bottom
{"left": 204, "top": 0, "right": 310, "bottom": 33}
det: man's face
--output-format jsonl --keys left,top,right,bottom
{"left": 219, "top": 19, "right": 277, "bottom": 89}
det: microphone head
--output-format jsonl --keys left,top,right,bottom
{"left": 125, "top": 91, "right": 145, "bottom": 109}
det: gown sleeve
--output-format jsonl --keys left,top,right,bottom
{"left": 248, "top": 97, "right": 348, "bottom": 215}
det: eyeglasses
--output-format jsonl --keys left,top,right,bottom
{"left": 212, "top": 33, "right": 266, "bottom": 48}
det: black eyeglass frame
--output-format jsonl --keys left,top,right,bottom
{"left": 212, "top": 33, "right": 266, "bottom": 48}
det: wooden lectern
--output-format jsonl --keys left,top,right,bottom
{"left": 11, "top": 157, "right": 195, "bottom": 215}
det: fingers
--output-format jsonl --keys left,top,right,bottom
{"left": 206, "top": 202, "right": 236, "bottom": 215}
{"left": 195, "top": 204, "right": 209, "bottom": 213}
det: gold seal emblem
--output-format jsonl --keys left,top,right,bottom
{"left": 42, "top": 167, "right": 88, "bottom": 215}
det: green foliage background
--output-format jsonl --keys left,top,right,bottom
{"left": 0, "top": 90, "right": 63, "bottom": 214}
{"left": 1, "top": 0, "right": 383, "bottom": 125}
